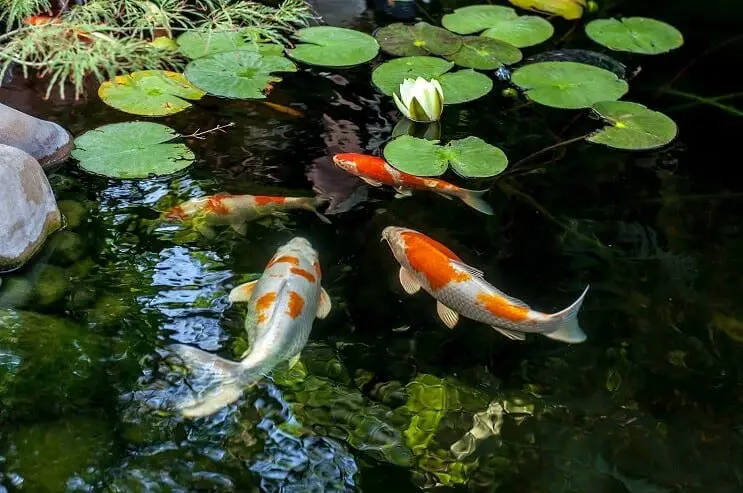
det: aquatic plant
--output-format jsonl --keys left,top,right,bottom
{"left": 393, "top": 77, "right": 444, "bottom": 123}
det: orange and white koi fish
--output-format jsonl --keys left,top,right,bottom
{"left": 381, "top": 226, "right": 589, "bottom": 343}
{"left": 23, "top": 15, "right": 59, "bottom": 26}
{"left": 169, "top": 237, "right": 332, "bottom": 418}
{"left": 163, "top": 193, "right": 330, "bottom": 236}
{"left": 332, "top": 153, "right": 494, "bottom": 215}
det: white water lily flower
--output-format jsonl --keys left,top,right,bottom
{"left": 393, "top": 77, "right": 444, "bottom": 123}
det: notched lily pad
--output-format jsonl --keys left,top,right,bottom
{"left": 438, "top": 70, "right": 493, "bottom": 104}
{"left": 177, "top": 30, "right": 283, "bottom": 59}
{"left": 287, "top": 26, "right": 379, "bottom": 67}
{"left": 511, "top": 61, "right": 628, "bottom": 109}
{"left": 585, "top": 17, "right": 684, "bottom": 55}
{"left": 71, "top": 122, "right": 194, "bottom": 179}
{"left": 375, "top": 22, "right": 463, "bottom": 57}
{"left": 444, "top": 136, "right": 508, "bottom": 178}
{"left": 587, "top": 101, "right": 678, "bottom": 150}
{"left": 185, "top": 51, "right": 297, "bottom": 99}
{"left": 481, "top": 15, "right": 553, "bottom": 48}
{"left": 447, "top": 36, "right": 522, "bottom": 70}
{"left": 383, "top": 136, "right": 448, "bottom": 176}
{"left": 442, "top": 5, "right": 517, "bottom": 34}
{"left": 98, "top": 70, "right": 205, "bottom": 116}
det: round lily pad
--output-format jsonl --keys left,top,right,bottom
{"left": 442, "top": 5, "right": 517, "bottom": 35}
{"left": 372, "top": 56, "right": 454, "bottom": 96}
{"left": 438, "top": 70, "right": 493, "bottom": 104}
{"left": 511, "top": 61, "right": 628, "bottom": 109}
{"left": 375, "top": 22, "right": 463, "bottom": 57}
{"left": 177, "top": 30, "right": 283, "bottom": 59}
{"left": 587, "top": 101, "right": 678, "bottom": 150}
{"left": 71, "top": 122, "right": 194, "bottom": 179}
{"left": 447, "top": 36, "right": 522, "bottom": 70}
{"left": 383, "top": 136, "right": 448, "bottom": 176}
{"left": 287, "top": 26, "right": 379, "bottom": 68}
{"left": 585, "top": 17, "right": 683, "bottom": 55}
{"left": 98, "top": 70, "right": 205, "bottom": 117}
{"left": 444, "top": 136, "right": 508, "bottom": 178}
{"left": 481, "top": 15, "right": 554, "bottom": 48}
{"left": 184, "top": 51, "right": 297, "bottom": 99}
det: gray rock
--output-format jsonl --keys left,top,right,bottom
{"left": 0, "top": 102, "right": 72, "bottom": 168}
{"left": 0, "top": 144, "right": 62, "bottom": 272}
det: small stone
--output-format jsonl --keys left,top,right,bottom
{"left": 0, "top": 102, "right": 72, "bottom": 168}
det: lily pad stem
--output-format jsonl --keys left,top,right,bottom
{"left": 182, "top": 122, "right": 235, "bottom": 140}
{"left": 509, "top": 133, "right": 593, "bottom": 169}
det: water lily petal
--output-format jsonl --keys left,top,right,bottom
{"left": 412, "top": 78, "right": 442, "bottom": 121}
{"left": 393, "top": 92, "right": 413, "bottom": 120}
{"left": 399, "top": 78, "right": 417, "bottom": 106}
{"left": 408, "top": 96, "right": 432, "bottom": 122}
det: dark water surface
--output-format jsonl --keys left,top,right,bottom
{"left": 2, "top": 1, "right": 743, "bottom": 491}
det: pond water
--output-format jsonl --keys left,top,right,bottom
{"left": 2, "top": 0, "right": 743, "bottom": 492}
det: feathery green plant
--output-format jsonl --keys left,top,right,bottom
{"left": 0, "top": 0, "right": 52, "bottom": 31}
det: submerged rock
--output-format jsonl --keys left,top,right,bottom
{"left": 0, "top": 102, "right": 72, "bottom": 168}
{"left": 0, "top": 144, "right": 62, "bottom": 272}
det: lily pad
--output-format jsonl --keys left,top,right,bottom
{"left": 375, "top": 22, "right": 463, "bottom": 57}
{"left": 177, "top": 30, "right": 283, "bottom": 59}
{"left": 98, "top": 70, "right": 205, "bottom": 117}
{"left": 438, "top": 70, "right": 493, "bottom": 104}
{"left": 383, "top": 135, "right": 507, "bottom": 177}
{"left": 585, "top": 17, "right": 683, "bottom": 55}
{"left": 287, "top": 26, "right": 379, "bottom": 67}
{"left": 587, "top": 101, "right": 678, "bottom": 150}
{"left": 511, "top": 61, "right": 628, "bottom": 109}
{"left": 71, "top": 122, "right": 194, "bottom": 179}
{"left": 447, "top": 36, "right": 522, "bottom": 70}
{"left": 184, "top": 51, "right": 297, "bottom": 99}
{"left": 442, "top": 5, "right": 517, "bottom": 34}
{"left": 481, "top": 15, "right": 553, "bottom": 48}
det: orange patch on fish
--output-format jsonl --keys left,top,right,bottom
{"left": 254, "top": 196, "right": 287, "bottom": 206}
{"left": 255, "top": 292, "right": 277, "bottom": 323}
{"left": 24, "top": 16, "right": 59, "bottom": 26}
{"left": 475, "top": 292, "right": 530, "bottom": 322}
{"left": 205, "top": 194, "right": 231, "bottom": 215}
{"left": 287, "top": 291, "right": 305, "bottom": 319}
{"left": 267, "top": 255, "right": 300, "bottom": 268}
{"left": 401, "top": 231, "right": 470, "bottom": 290}
{"left": 290, "top": 267, "right": 316, "bottom": 283}
{"left": 166, "top": 206, "right": 186, "bottom": 220}
{"left": 339, "top": 154, "right": 396, "bottom": 184}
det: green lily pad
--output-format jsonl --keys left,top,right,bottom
{"left": 71, "top": 122, "right": 194, "bottom": 179}
{"left": 442, "top": 5, "right": 516, "bottom": 34}
{"left": 447, "top": 36, "right": 522, "bottom": 70}
{"left": 375, "top": 22, "right": 463, "bottom": 57}
{"left": 585, "top": 17, "right": 683, "bottom": 55}
{"left": 383, "top": 135, "right": 507, "bottom": 177}
{"left": 97, "top": 70, "right": 205, "bottom": 117}
{"left": 184, "top": 51, "right": 297, "bottom": 99}
{"left": 177, "top": 30, "right": 283, "bottom": 59}
{"left": 511, "top": 61, "right": 628, "bottom": 109}
{"left": 287, "top": 26, "right": 379, "bottom": 67}
{"left": 587, "top": 101, "right": 678, "bottom": 150}
{"left": 438, "top": 69, "right": 493, "bottom": 104}
{"left": 481, "top": 15, "right": 554, "bottom": 48}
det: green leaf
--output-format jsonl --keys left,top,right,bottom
{"left": 446, "top": 36, "right": 522, "bottom": 70}
{"left": 444, "top": 136, "right": 508, "bottom": 178}
{"left": 511, "top": 61, "right": 628, "bottom": 109}
{"left": 287, "top": 26, "right": 379, "bottom": 67}
{"left": 184, "top": 51, "right": 297, "bottom": 99}
{"left": 585, "top": 17, "right": 683, "bottom": 55}
{"left": 481, "top": 15, "right": 554, "bottom": 48}
{"left": 587, "top": 101, "right": 678, "bottom": 150}
{"left": 71, "top": 122, "right": 194, "bottom": 179}
{"left": 97, "top": 70, "right": 205, "bottom": 117}
{"left": 375, "top": 22, "right": 463, "bottom": 57}
{"left": 176, "top": 30, "right": 283, "bottom": 59}
{"left": 383, "top": 135, "right": 507, "bottom": 177}
{"left": 442, "top": 5, "right": 517, "bottom": 35}
{"left": 372, "top": 56, "right": 454, "bottom": 96}
{"left": 438, "top": 69, "right": 493, "bottom": 104}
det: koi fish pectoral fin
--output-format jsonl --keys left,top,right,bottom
{"left": 230, "top": 222, "right": 248, "bottom": 235}
{"left": 317, "top": 288, "right": 332, "bottom": 319}
{"left": 437, "top": 301, "right": 460, "bottom": 329}
{"left": 399, "top": 267, "right": 421, "bottom": 294}
{"left": 492, "top": 326, "right": 526, "bottom": 341}
{"left": 393, "top": 187, "right": 413, "bottom": 199}
{"left": 229, "top": 280, "right": 258, "bottom": 303}
{"left": 361, "top": 177, "right": 384, "bottom": 187}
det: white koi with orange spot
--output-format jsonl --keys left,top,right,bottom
{"left": 382, "top": 226, "right": 589, "bottom": 343}
{"left": 169, "top": 237, "right": 332, "bottom": 418}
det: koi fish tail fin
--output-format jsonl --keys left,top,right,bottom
{"left": 544, "top": 285, "right": 590, "bottom": 343}
{"left": 457, "top": 188, "right": 494, "bottom": 215}
{"left": 304, "top": 198, "right": 332, "bottom": 224}
{"left": 167, "top": 344, "right": 255, "bottom": 419}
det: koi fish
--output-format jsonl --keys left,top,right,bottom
{"left": 163, "top": 193, "right": 330, "bottom": 236}
{"left": 381, "top": 226, "right": 589, "bottom": 343}
{"left": 169, "top": 237, "right": 332, "bottom": 418}
{"left": 332, "top": 153, "right": 493, "bottom": 215}
{"left": 23, "top": 16, "right": 59, "bottom": 26}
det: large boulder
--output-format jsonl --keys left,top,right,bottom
{"left": 0, "top": 102, "right": 72, "bottom": 168}
{"left": 0, "top": 144, "right": 62, "bottom": 272}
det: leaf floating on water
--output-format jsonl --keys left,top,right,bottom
{"left": 509, "top": 0, "right": 588, "bottom": 21}
{"left": 72, "top": 122, "right": 194, "bottom": 179}
{"left": 511, "top": 61, "right": 628, "bottom": 109}
{"left": 287, "top": 26, "right": 379, "bottom": 67}
{"left": 446, "top": 36, "right": 522, "bottom": 71}
{"left": 375, "top": 22, "right": 463, "bottom": 57}
{"left": 587, "top": 101, "right": 678, "bottom": 150}
{"left": 383, "top": 136, "right": 448, "bottom": 176}
{"left": 481, "top": 15, "right": 554, "bottom": 48}
{"left": 444, "top": 136, "right": 509, "bottom": 178}
{"left": 176, "top": 30, "right": 284, "bottom": 59}
{"left": 438, "top": 70, "right": 494, "bottom": 104}
{"left": 185, "top": 51, "right": 297, "bottom": 99}
{"left": 524, "top": 49, "right": 627, "bottom": 79}
{"left": 442, "top": 5, "right": 553, "bottom": 48}
{"left": 442, "top": 5, "right": 518, "bottom": 34}
{"left": 585, "top": 17, "right": 683, "bottom": 55}
{"left": 98, "top": 70, "right": 205, "bottom": 117}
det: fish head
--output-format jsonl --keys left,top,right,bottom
{"left": 279, "top": 237, "right": 318, "bottom": 259}
{"left": 331, "top": 153, "right": 361, "bottom": 174}
{"left": 381, "top": 226, "right": 413, "bottom": 260}
{"left": 163, "top": 197, "right": 207, "bottom": 220}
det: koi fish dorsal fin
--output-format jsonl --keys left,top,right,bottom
{"left": 450, "top": 260, "right": 484, "bottom": 278}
